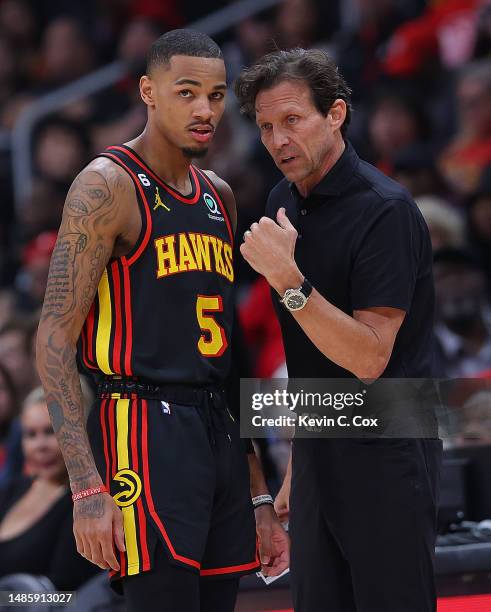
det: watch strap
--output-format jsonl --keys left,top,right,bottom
{"left": 300, "top": 277, "right": 313, "bottom": 299}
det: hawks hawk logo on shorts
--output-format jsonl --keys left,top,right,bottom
{"left": 113, "top": 468, "right": 142, "bottom": 507}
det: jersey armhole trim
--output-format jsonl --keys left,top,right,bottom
{"left": 97, "top": 153, "right": 153, "bottom": 267}
{"left": 194, "top": 167, "right": 234, "bottom": 246}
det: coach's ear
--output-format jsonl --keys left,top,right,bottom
{"left": 140, "top": 75, "right": 154, "bottom": 107}
{"left": 328, "top": 99, "right": 346, "bottom": 133}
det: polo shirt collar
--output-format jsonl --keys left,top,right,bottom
{"left": 290, "top": 140, "right": 359, "bottom": 199}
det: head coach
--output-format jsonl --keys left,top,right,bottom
{"left": 235, "top": 49, "right": 443, "bottom": 612}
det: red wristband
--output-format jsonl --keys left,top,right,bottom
{"left": 72, "top": 485, "right": 108, "bottom": 502}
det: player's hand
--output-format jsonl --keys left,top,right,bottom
{"left": 240, "top": 208, "right": 302, "bottom": 293}
{"left": 274, "top": 476, "right": 291, "bottom": 523}
{"left": 255, "top": 504, "right": 290, "bottom": 577}
{"left": 73, "top": 492, "right": 125, "bottom": 571}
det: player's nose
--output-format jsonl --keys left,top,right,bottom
{"left": 193, "top": 98, "right": 214, "bottom": 122}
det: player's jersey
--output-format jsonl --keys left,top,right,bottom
{"left": 77, "top": 144, "right": 234, "bottom": 385}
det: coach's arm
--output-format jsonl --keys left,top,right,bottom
{"left": 36, "top": 158, "right": 135, "bottom": 571}
{"left": 240, "top": 208, "right": 405, "bottom": 381}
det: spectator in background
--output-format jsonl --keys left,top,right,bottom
{"left": 334, "top": 0, "right": 421, "bottom": 102}
{"left": 0, "top": 35, "right": 19, "bottom": 119}
{"left": 15, "top": 231, "right": 57, "bottom": 313}
{"left": 91, "top": 18, "right": 159, "bottom": 151}
{"left": 0, "top": 290, "right": 15, "bottom": 331}
{"left": 367, "top": 87, "right": 431, "bottom": 175}
{"left": 224, "top": 16, "right": 276, "bottom": 84}
{"left": 0, "top": 321, "right": 35, "bottom": 400}
{"left": 416, "top": 195, "right": 465, "bottom": 251}
{"left": 34, "top": 118, "right": 90, "bottom": 191}
{"left": 0, "top": 387, "right": 100, "bottom": 590}
{"left": 16, "top": 181, "right": 65, "bottom": 244}
{"left": 393, "top": 143, "right": 448, "bottom": 199}
{"left": 0, "top": 362, "right": 18, "bottom": 478}
{"left": 434, "top": 248, "right": 491, "bottom": 377}
{"left": 473, "top": 1, "right": 491, "bottom": 59}
{"left": 467, "top": 165, "right": 491, "bottom": 283}
{"left": 439, "top": 60, "right": 491, "bottom": 196}
{"left": 36, "top": 16, "right": 94, "bottom": 90}
{"left": 275, "top": 0, "right": 319, "bottom": 50}
{"left": 458, "top": 390, "right": 491, "bottom": 445}
{"left": 0, "top": 0, "right": 37, "bottom": 77}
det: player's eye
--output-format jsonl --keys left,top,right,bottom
{"left": 178, "top": 90, "right": 192, "bottom": 98}
{"left": 210, "top": 92, "right": 224, "bottom": 101}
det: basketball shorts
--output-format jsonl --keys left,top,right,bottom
{"left": 86, "top": 381, "right": 260, "bottom": 593}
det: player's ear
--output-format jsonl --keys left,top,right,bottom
{"left": 328, "top": 99, "right": 346, "bottom": 132}
{"left": 140, "top": 75, "right": 154, "bottom": 107}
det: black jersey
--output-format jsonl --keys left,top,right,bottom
{"left": 77, "top": 145, "right": 234, "bottom": 385}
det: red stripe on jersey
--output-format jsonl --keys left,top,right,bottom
{"left": 121, "top": 258, "right": 133, "bottom": 376}
{"left": 101, "top": 152, "right": 152, "bottom": 267}
{"left": 110, "top": 261, "right": 123, "bottom": 374}
{"left": 131, "top": 399, "right": 150, "bottom": 571}
{"left": 80, "top": 326, "right": 89, "bottom": 369}
{"left": 86, "top": 304, "right": 96, "bottom": 367}
{"left": 100, "top": 399, "right": 110, "bottom": 489}
{"left": 200, "top": 537, "right": 260, "bottom": 576}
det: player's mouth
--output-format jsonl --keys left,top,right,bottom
{"left": 189, "top": 125, "right": 214, "bottom": 143}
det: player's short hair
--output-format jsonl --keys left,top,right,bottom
{"left": 234, "top": 48, "right": 352, "bottom": 136}
{"left": 146, "top": 29, "right": 222, "bottom": 74}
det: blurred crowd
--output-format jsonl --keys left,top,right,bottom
{"left": 0, "top": 0, "right": 491, "bottom": 591}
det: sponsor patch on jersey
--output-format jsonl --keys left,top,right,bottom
{"left": 204, "top": 193, "right": 224, "bottom": 222}
{"left": 161, "top": 401, "right": 171, "bottom": 414}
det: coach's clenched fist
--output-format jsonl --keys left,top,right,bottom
{"left": 240, "top": 207, "right": 304, "bottom": 294}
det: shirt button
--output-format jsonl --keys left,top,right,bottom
{"left": 300, "top": 209, "right": 307, "bottom": 216}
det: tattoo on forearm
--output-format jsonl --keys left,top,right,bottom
{"left": 37, "top": 165, "right": 125, "bottom": 518}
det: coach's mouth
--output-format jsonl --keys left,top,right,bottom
{"left": 279, "top": 155, "right": 297, "bottom": 166}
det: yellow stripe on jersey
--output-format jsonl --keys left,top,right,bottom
{"left": 96, "top": 269, "right": 114, "bottom": 375}
{"left": 115, "top": 399, "right": 140, "bottom": 574}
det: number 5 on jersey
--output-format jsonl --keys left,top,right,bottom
{"left": 196, "top": 295, "right": 228, "bottom": 357}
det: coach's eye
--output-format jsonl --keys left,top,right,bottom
{"left": 210, "top": 92, "right": 224, "bottom": 101}
{"left": 260, "top": 123, "right": 272, "bottom": 132}
{"left": 179, "top": 90, "right": 192, "bottom": 98}
{"left": 287, "top": 115, "right": 298, "bottom": 125}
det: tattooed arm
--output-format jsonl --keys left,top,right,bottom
{"left": 36, "top": 157, "right": 138, "bottom": 571}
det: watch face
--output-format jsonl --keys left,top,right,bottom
{"left": 286, "top": 293, "right": 306, "bottom": 310}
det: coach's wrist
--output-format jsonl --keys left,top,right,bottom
{"left": 269, "top": 265, "right": 304, "bottom": 296}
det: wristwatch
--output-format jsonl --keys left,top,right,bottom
{"left": 280, "top": 278, "right": 313, "bottom": 311}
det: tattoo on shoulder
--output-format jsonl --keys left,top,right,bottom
{"left": 40, "top": 168, "right": 120, "bottom": 324}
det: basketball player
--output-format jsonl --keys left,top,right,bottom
{"left": 36, "top": 30, "right": 289, "bottom": 612}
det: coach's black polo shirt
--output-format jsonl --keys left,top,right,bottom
{"left": 266, "top": 141, "right": 435, "bottom": 378}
